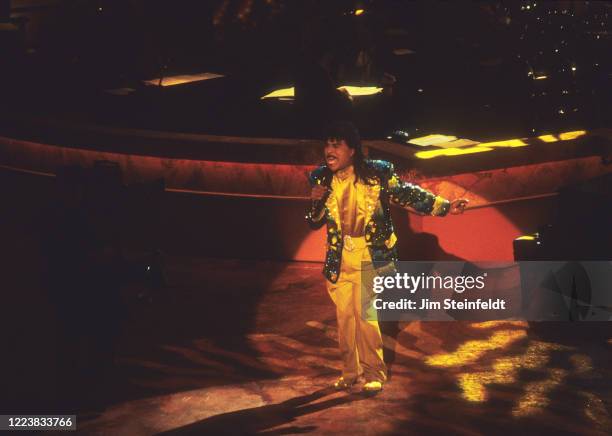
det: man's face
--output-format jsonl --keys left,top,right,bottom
{"left": 325, "top": 138, "right": 355, "bottom": 172}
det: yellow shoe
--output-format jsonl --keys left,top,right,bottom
{"left": 333, "top": 377, "right": 356, "bottom": 390}
{"left": 362, "top": 380, "right": 383, "bottom": 394}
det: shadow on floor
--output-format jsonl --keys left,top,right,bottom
{"left": 156, "top": 387, "right": 366, "bottom": 435}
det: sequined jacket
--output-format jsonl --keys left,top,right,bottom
{"left": 305, "top": 159, "right": 450, "bottom": 283}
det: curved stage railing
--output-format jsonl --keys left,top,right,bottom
{"left": 1, "top": 117, "right": 611, "bottom": 262}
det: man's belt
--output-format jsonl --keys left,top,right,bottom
{"left": 343, "top": 235, "right": 367, "bottom": 252}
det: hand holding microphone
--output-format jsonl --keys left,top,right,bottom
{"left": 310, "top": 179, "right": 331, "bottom": 219}
{"left": 311, "top": 183, "right": 330, "bottom": 201}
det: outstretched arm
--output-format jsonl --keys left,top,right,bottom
{"left": 387, "top": 166, "right": 458, "bottom": 216}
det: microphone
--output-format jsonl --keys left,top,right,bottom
{"left": 311, "top": 169, "right": 332, "bottom": 213}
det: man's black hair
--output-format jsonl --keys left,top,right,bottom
{"left": 326, "top": 120, "right": 361, "bottom": 150}
{"left": 325, "top": 121, "right": 377, "bottom": 185}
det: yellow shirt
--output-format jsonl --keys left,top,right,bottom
{"left": 331, "top": 165, "right": 366, "bottom": 237}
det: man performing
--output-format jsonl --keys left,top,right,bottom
{"left": 306, "top": 121, "right": 467, "bottom": 393}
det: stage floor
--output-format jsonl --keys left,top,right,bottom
{"left": 65, "top": 257, "right": 611, "bottom": 435}
{"left": 0, "top": 169, "right": 610, "bottom": 434}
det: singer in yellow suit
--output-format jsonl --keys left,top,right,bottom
{"left": 306, "top": 121, "right": 467, "bottom": 393}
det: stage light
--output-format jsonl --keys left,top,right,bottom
{"left": 408, "top": 134, "right": 459, "bottom": 146}
{"left": 426, "top": 330, "right": 527, "bottom": 367}
{"left": 458, "top": 342, "right": 568, "bottom": 404}
{"left": 534, "top": 74, "right": 548, "bottom": 80}
{"left": 338, "top": 86, "right": 383, "bottom": 96}
{"left": 261, "top": 85, "right": 383, "bottom": 99}
{"left": 512, "top": 370, "right": 567, "bottom": 416}
{"left": 480, "top": 139, "right": 527, "bottom": 148}
{"left": 144, "top": 73, "right": 224, "bottom": 87}
{"left": 415, "top": 146, "right": 493, "bottom": 159}
{"left": 558, "top": 130, "right": 586, "bottom": 140}
{"left": 261, "top": 87, "right": 294, "bottom": 99}
{"left": 415, "top": 130, "right": 588, "bottom": 159}
{"left": 515, "top": 235, "right": 537, "bottom": 240}
{"left": 470, "top": 321, "right": 528, "bottom": 329}
{"left": 538, "top": 134, "right": 558, "bottom": 143}
{"left": 355, "top": 9, "right": 365, "bottom": 16}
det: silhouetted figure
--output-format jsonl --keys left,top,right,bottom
{"left": 45, "top": 164, "right": 125, "bottom": 412}
{"left": 294, "top": 15, "right": 353, "bottom": 136}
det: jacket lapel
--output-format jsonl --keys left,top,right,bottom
{"left": 325, "top": 190, "right": 342, "bottom": 233}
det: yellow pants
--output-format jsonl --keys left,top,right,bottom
{"left": 326, "top": 236, "right": 387, "bottom": 382}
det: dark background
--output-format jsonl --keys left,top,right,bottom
{"left": 2, "top": 0, "right": 611, "bottom": 139}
